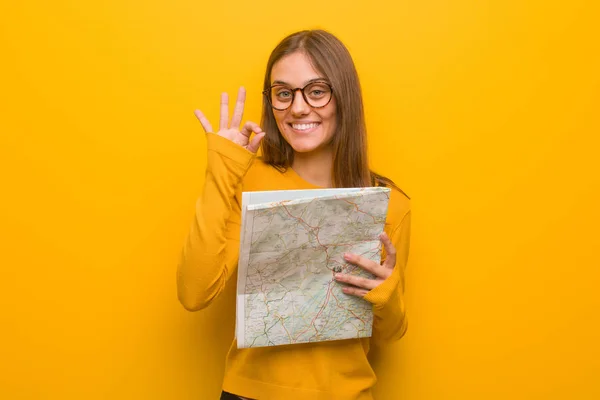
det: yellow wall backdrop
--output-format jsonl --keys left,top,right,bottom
{"left": 1, "top": 0, "right": 599, "bottom": 399}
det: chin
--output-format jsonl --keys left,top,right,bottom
{"left": 284, "top": 136, "right": 325, "bottom": 154}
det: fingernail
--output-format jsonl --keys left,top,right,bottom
{"left": 344, "top": 253, "right": 351, "bottom": 260}
{"left": 334, "top": 273, "right": 341, "bottom": 279}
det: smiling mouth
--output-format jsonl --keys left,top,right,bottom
{"left": 289, "top": 122, "right": 320, "bottom": 132}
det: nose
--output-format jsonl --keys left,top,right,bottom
{"left": 290, "top": 89, "right": 310, "bottom": 116}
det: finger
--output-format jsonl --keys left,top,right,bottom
{"left": 334, "top": 273, "right": 379, "bottom": 290}
{"left": 230, "top": 86, "right": 246, "bottom": 129}
{"left": 246, "top": 132, "right": 265, "bottom": 153}
{"left": 240, "top": 121, "right": 262, "bottom": 139}
{"left": 220, "top": 92, "right": 229, "bottom": 131}
{"left": 342, "top": 286, "right": 369, "bottom": 298}
{"left": 194, "top": 109, "right": 213, "bottom": 133}
{"left": 344, "top": 252, "right": 390, "bottom": 279}
{"left": 380, "top": 232, "right": 397, "bottom": 269}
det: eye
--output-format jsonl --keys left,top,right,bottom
{"left": 276, "top": 89, "right": 292, "bottom": 99}
{"left": 306, "top": 83, "right": 330, "bottom": 98}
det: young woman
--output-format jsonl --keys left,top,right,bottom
{"left": 177, "top": 29, "right": 411, "bottom": 400}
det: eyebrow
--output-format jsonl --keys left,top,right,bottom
{"left": 271, "top": 77, "right": 329, "bottom": 86}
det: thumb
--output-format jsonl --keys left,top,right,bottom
{"left": 246, "top": 132, "right": 265, "bottom": 153}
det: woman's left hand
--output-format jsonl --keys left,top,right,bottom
{"left": 334, "top": 232, "right": 396, "bottom": 298}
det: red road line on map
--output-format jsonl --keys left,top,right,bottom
{"left": 340, "top": 199, "right": 378, "bottom": 223}
{"left": 331, "top": 288, "right": 346, "bottom": 310}
{"left": 281, "top": 202, "right": 330, "bottom": 256}
{"left": 332, "top": 290, "right": 367, "bottom": 326}
{"left": 275, "top": 314, "right": 293, "bottom": 343}
{"left": 293, "top": 279, "right": 335, "bottom": 340}
{"left": 330, "top": 286, "right": 367, "bottom": 328}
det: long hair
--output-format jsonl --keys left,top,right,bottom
{"left": 260, "top": 29, "right": 398, "bottom": 190}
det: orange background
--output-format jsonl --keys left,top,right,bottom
{"left": 1, "top": 1, "right": 599, "bottom": 399}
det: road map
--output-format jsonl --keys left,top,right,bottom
{"left": 236, "top": 187, "right": 391, "bottom": 348}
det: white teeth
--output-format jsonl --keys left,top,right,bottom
{"left": 292, "top": 123, "right": 319, "bottom": 131}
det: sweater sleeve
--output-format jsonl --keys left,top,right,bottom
{"left": 177, "top": 133, "right": 255, "bottom": 311}
{"left": 362, "top": 210, "right": 412, "bottom": 344}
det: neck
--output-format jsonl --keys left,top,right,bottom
{"left": 291, "top": 147, "right": 334, "bottom": 188}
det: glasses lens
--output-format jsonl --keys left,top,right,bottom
{"left": 303, "top": 82, "right": 332, "bottom": 108}
{"left": 270, "top": 86, "right": 294, "bottom": 110}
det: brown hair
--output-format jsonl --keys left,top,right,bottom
{"left": 260, "top": 29, "right": 400, "bottom": 191}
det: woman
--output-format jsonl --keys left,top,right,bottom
{"left": 177, "top": 29, "right": 411, "bottom": 400}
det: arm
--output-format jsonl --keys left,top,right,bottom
{"left": 177, "top": 87, "right": 265, "bottom": 311}
{"left": 177, "top": 133, "right": 254, "bottom": 311}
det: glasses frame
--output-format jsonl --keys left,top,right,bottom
{"left": 263, "top": 81, "right": 334, "bottom": 111}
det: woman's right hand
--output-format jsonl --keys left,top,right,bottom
{"left": 194, "top": 87, "right": 265, "bottom": 153}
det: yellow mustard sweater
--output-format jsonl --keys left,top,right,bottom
{"left": 177, "top": 133, "right": 411, "bottom": 400}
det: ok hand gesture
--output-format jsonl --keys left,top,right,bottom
{"left": 194, "top": 87, "right": 265, "bottom": 153}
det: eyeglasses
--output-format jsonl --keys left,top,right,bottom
{"left": 263, "top": 81, "right": 334, "bottom": 111}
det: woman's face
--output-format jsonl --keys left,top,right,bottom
{"left": 269, "top": 52, "right": 337, "bottom": 155}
